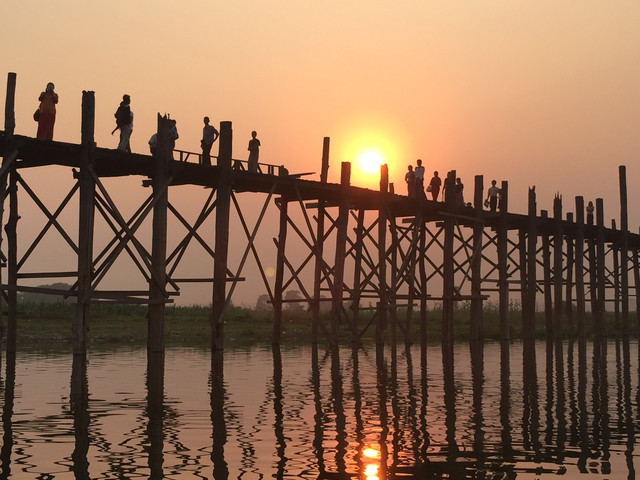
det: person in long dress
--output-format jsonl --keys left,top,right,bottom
{"left": 36, "top": 82, "right": 58, "bottom": 140}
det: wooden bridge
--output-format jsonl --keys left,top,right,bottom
{"left": 1, "top": 72, "right": 638, "bottom": 354}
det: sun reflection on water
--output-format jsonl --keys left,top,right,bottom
{"left": 362, "top": 446, "right": 381, "bottom": 480}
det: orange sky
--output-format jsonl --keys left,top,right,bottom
{"left": 2, "top": 1, "right": 640, "bottom": 305}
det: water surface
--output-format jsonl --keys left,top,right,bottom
{"left": 0, "top": 339, "right": 637, "bottom": 479}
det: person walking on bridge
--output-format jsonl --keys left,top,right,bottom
{"left": 201, "top": 116, "right": 219, "bottom": 166}
{"left": 414, "top": 159, "right": 425, "bottom": 193}
{"left": 247, "top": 131, "right": 261, "bottom": 173}
{"left": 487, "top": 180, "right": 500, "bottom": 212}
{"left": 428, "top": 171, "right": 441, "bottom": 201}
{"left": 36, "top": 82, "right": 58, "bottom": 140}
{"left": 114, "top": 94, "right": 133, "bottom": 152}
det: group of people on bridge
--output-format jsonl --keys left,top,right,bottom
{"left": 405, "top": 158, "right": 502, "bottom": 212}
{"left": 33, "top": 84, "right": 262, "bottom": 169}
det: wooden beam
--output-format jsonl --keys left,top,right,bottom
{"left": 525, "top": 187, "right": 537, "bottom": 339}
{"left": 376, "top": 165, "right": 388, "bottom": 346}
{"left": 575, "top": 196, "right": 586, "bottom": 338}
{"left": 148, "top": 114, "right": 172, "bottom": 353}
{"left": 211, "top": 121, "right": 232, "bottom": 350}
{"left": 497, "top": 180, "right": 509, "bottom": 340}
{"left": 619, "top": 165, "right": 629, "bottom": 335}
{"left": 595, "top": 198, "right": 606, "bottom": 335}
{"left": 470, "top": 175, "right": 483, "bottom": 340}
{"left": 73, "top": 90, "right": 96, "bottom": 355}
{"left": 553, "top": 194, "right": 563, "bottom": 337}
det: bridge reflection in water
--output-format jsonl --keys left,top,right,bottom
{"left": 0, "top": 338, "right": 637, "bottom": 478}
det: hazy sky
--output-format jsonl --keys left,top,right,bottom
{"left": 2, "top": 1, "right": 640, "bottom": 305}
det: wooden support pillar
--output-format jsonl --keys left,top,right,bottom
{"left": 595, "top": 198, "right": 606, "bottom": 336}
{"left": 6, "top": 161, "right": 17, "bottom": 353}
{"left": 320, "top": 137, "right": 330, "bottom": 183}
{"left": 3, "top": 72, "right": 16, "bottom": 133}
{"left": 376, "top": 165, "right": 389, "bottom": 346}
{"left": 405, "top": 214, "right": 418, "bottom": 341}
{"left": 633, "top": 247, "right": 640, "bottom": 330}
{"left": 619, "top": 165, "right": 629, "bottom": 335}
{"left": 587, "top": 207, "right": 598, "bottom": 324}
{"left": 388, "top": 182, "right": 399, "bottom": 348}
{"left": 541, "top": 210, "right": 552, "bottom": 336}
{"left": 575, "top": 196, "right": 586, "bottom": 338}
{"left": 311, "top": 199, "right": 325, "bottom": 344}
{"left": 442, "top": 170, "right": 456, "bottom": 343}
{"left": 525, "top": 188, "right": 537, "bottom": 338}
{"left": 497, "top": 180, "right": 509, "bottom": 341}
{"left": 148, "top": 114, "right": 172, "bottom": 353}
{"left": 273, "top": 199, "right": 287, "bottom": 346}
{"left": 312, "top": 138, "right": 330, "bottom": 344}
{"left": 518, "top": 228, "right": 528, "bottom": 332}
{"left": 351, "top": 209, "right": 365, "bottom": 346}
{"left": 565, "top": 212, "right": 574, "bottom": 333}
{"left": 211, "top": 121, "right": 232, "bottom": 349}
{"left": 331, "top": 162, "right": 350, "bottom": 346}
{"left": 612, "top": 219, "right": 620, "bottom": 332}
{"left": 553, "top": 195, "right": 563, "bottom": 337}
{"left": 73, "top": 91, "right": 96, "bottom": 355}
{"left": 1, "top": 72, "right": 17, "bottom": 348}
{"left": 418, "top": 212, "right": 427, "bottom": 359}
{"left": 470, "top": 175, "right": 483, "bottom": 340}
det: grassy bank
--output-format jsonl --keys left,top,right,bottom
{"left": 2, "top": 301, "right": 638, "bottom": 351}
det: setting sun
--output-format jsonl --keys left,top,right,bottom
{"left": 359, "top": 150, "right": 384, "bottom": 174}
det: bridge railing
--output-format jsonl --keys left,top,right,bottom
{"left": 173, "top": 148, "right": 289, "bottom": 175}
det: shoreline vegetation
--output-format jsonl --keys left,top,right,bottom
{"left": 1, "top": 301, "right": 638, "bottom": 352}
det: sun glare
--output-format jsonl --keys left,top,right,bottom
{"left": 359, "top": 150, "right": 384, "bottom": 174}
{"left": 335, "top": 115, "right": 409, "bottom": 188}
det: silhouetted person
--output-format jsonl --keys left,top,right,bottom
{"left": 36, "top": 82, "right": 58, "bottom": 140}
{"left": 201, "top": 116, "right": 219, "bottom": 166}
{"left": 586, "top": 201, "right": 594, "bottom": 225}
{"left": 248, "top": 131, "right": 261, "bottom": 173}
{"left": 487, "top": 179, "right": 500, "bottom": 212}
{"left": 428, "top": 171, "right": 441, "bottom": 201}
{"left": 414, "top": 159, "right": 425, "bottom": 192}
{"left": 405, "top": 165, "right": 416, "bottom": 197}
{"left": 169, "top": 119, "right": 179, "bottom": 155}
{"left": 148, "top": 133, "right": 157, "bottom": 155}
{"left": 115, "top": 94, "right": 133, "bottom": 152}
{"left": 455, "top": 177, "right": 464, "bottom": 206}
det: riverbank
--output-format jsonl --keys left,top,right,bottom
{"left": 2, "top": 301, "right": 637, "bottom": 351}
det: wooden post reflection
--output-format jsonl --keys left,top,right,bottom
{"left": 419, "top": 340, "right": 430, "bottom": 460}
{"left": 622, "top": 339, "right": 634, "bottom": 477}
{"left": 0, "top": 353, "right": 16, "bottom": 476}
{"left": 311, "top": 345, "right": 326, "bottom": 475}
{"left": 272, "top": 346, "right": 287, "bottom": 476}
{"left": 70, "top": 356, "right": 90, "bottom": 478}
{"left": 554, "top": 338, "right": 567, "bottom": 462}
{"left": 209, "top": 350, "right": 228, "bottom": 478}
{"left": 376, "top": 346, "right": 389, "bottom": 479}
{"left": 330, "top": 348, "right": 347, "bottom": 473}
{"left": 577, "top": 338, "right": 589, "bottom": 472}
{"left": 441, "top": 342, "right": 458, "bottom": 460}
{"left": 591, "top": 338, "right": 610, "bottom": 474}
{"left": 350, "top": 347, "right": 365, "bottom": 475}
{"left": 146, "top": 351, "right": 165, "bottom": 478}
{"left": 499, "top": 340, "right": 513, "bottom": 459}
{"left": 544, "top": 339, "right": 554, "bottom": 447}
{"left": 470, "top": 341, "right": 485, "bottom": 462}
{"left": 522, "top": 339, "right": 540, "bottom": 455}
{"left": 390, "top": 346, "right": 401, "bottom": 468}
{"left": 404, "top": 344, "right": 421, "bottom": 464}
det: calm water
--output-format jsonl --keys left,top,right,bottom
{"left": 0, "top": 339, "right": 638, "bottom": 479}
